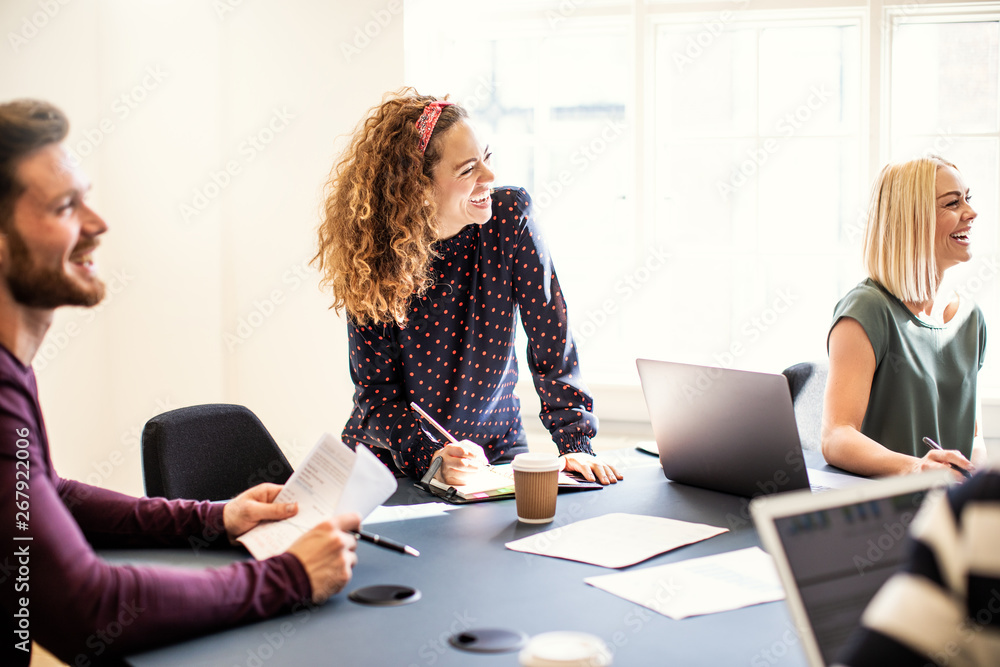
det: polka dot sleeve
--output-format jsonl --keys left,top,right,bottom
{"left": 510, "top": 192, "right": 597, "bottom": 455}
{"left": 344, "top": 322, "right": 442, "bottom": 477}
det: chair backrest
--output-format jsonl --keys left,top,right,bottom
{"left": 781, "top": 361, "right": 829, "bottom": 451}
{"left": 141, "top": 403, "right": 293, "bottom": 501}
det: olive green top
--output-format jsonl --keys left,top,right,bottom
{"left": 829, "top": 278, "right": 986, "bottom": 458}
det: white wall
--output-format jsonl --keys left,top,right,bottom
{"left": 0, "top": 0, "right": 404, "bottom": 495}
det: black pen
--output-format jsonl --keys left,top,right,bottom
{"left": 351, "top": 530, "right": 420, "bottom": 557}
{"left": 922, "top": 436, "right": 973, "bottom": 479}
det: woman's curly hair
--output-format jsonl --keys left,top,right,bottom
{"left": 314, "top": 88, "right": 468, "bottom": 327}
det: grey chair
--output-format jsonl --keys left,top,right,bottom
{"left": 781, "top": 361, "right": 829, "bottom": 451}
{"left": 141, "top": 403, "right": 293, "bottom": 501}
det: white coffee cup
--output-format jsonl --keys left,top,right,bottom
{"left": 519, "top": 631, "right": 613, "bottom": 666}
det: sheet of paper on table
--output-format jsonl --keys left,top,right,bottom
{"left": 585, "top": 546, "right": 785, "bottom": 619}
{"left": 364, "top": 502, "right": 460, "bottom": 524}
{"left": 237, "top": 434, "right": 397, "bottom": 560}
{"left": 504, "top": 512, "right": 728, "bottom": 568}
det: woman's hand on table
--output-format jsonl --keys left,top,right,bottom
{"left": 561, "top": 452, "right": 623, "bottom": 485}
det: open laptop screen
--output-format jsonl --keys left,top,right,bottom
{"left": 752, "top": 471, "right": 950, "bottom": 666}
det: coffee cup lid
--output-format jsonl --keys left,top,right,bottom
{"left": 518, "top": 632, "right": 613, "bottom": 666}
{"left": 511, "top": 453, "right": 564, "bottom": 472}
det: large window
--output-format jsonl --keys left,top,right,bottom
{"left": 405, "top": 1, "right": 1000, "bottom": 405}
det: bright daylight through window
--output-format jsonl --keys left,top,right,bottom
{"left": 405, "top": 0, "right": 1000, "bottom": 414}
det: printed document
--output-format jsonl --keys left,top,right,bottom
{"left": 585, "top": 546, "right": 784, "bottom": 619}
{"left": 238, "top": 434, "right": 397, "bottom": 560}
{"left": 504, "top": 513, "right": 727, "bottom": 568}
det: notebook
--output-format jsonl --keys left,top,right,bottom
{"left": 417, "top": 457, "right": 602, "bottom": 503}
{"left": 635, "top": 358, "right": 867, "bottom": 497}
{"left": 750, "top": 470, "right": 952, "bottom": 666}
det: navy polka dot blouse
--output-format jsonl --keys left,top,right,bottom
{"left": 341, "top": 187, "right": 598, "bottom": 479}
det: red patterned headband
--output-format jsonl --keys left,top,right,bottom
{"left": 415, "top": 101, "right": 453, "bottom": 154}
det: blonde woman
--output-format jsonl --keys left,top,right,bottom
{"left": 315, "top": 90, "right": 621, "bottom": 486}
{"left": 822, "top": 156, "right": 986, "bottom": 479}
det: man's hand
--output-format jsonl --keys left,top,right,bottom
{"left": 286, "top": 514, "right": 361, "bottom": 604}
{"left": 223, "top": 483, "right": 297, "bottom": 542}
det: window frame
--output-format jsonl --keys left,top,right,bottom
{"left": 404, "top": 0, "right": 1000, "bottom": 430}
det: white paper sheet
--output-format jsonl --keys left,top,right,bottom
{"left": 504, "top": 513, "right": 728, "bottom": 568}
{"left": 237, "top": 434, "right": 397, "bottom": 560}
{"left": 364, "top": 502, "right": 458, "bottom": 524}
{"left": 585, "top": 546, "right": 785, "bottom": 619}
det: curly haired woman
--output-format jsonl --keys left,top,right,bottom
{"left": 315, "top": 90, "right": 621, "bottom": 486}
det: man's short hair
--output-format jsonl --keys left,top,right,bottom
{"left": 0, "top": 99, "right": 69, "bottom": 231}
{"left": 862, "top": 156, "right": 956, "bottom": 303}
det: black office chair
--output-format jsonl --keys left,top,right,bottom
{"left": 781, "top": 361, "right": 829, "bottom": 451}
{"left": 141, "top": 403, "right": 294, "bottom": 501}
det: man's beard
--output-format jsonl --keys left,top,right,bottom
{"left": 3, "top": 225, "right": 105, "bottom": 308}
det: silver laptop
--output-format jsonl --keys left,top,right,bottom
{"left": 636, "top": 358, "right": 864, "bottom": 497}
{"left": 751, "top": 471, "right": 951, "bottom": 666}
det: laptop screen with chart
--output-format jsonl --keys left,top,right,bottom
{"left": 751, "top": 471, "right": 951, "bottom": 666}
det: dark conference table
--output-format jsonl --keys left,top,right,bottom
{"left": 114, "top": 448, "right": 831, "bottom": 666}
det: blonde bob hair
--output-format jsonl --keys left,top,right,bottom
{"left": 863, "top": 156, "right": 957, "bottom": 304}
{"left": 314, "top": 89, "right": 468, "bottom": 327}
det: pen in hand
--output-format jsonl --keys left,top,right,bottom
{"left": 410, "top": 401, "right": 489, "bottom": 480}
{"left": 350, "top": 530, "right": 420, "bottom": 557}
{"left": 409, "top": 401, "right": 458, "bottom": 444}
{"left": 922, "top": 436, "right": 973, "bottom": 479}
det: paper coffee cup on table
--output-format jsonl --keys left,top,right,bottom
{"left": 512, "top": 453, "right": 561, "bottom": 524}
{"left": 519, "top": 631, "right": 613, "bottom": 666}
